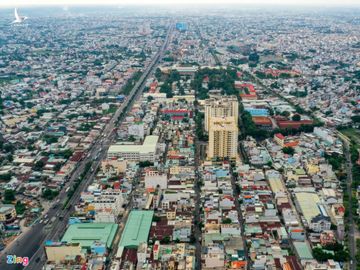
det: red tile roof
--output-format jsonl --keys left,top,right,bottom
{"left": 277, "top": 120, "right": 313, "bottom": 129}
{"left": 252, "top": 116, "right": 272, "bottom": 125}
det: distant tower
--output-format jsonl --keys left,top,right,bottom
{"left": 176, "top": 22, "right": 187, "bottom": 32}
{"left": 139, "top": 23, "right": 151, "bottom": 35}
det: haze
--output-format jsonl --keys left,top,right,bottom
{"left": 1, "top": 0, "right": 360, "bottom": 7}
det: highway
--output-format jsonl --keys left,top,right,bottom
{"left": 335, "top": 131, "right": 356, "bottom": 270}
{"left": 344, "top": 140, "right": 356, "bottom": 270}
{"left": 0, "top": 23, "right": 173, "bottom": 270}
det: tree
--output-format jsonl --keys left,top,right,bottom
{"left": 351, "top": 115, "right": 360, "bottom": 123}
{"left": 160, "top": 82, "right": 173, "bottom": 98}
{"left": 324, "top": 153, "right": 344, "bottom": 171}
{"left": 34, "top": 160, "right": 45, "bottom": 171}
{"left": 139, "top": 161, "right": 154, "bottom": 168}
{"left": 280, "top": 111, "right": 290, "bottom": 118}
{"left": 169, "top": 70, "right": 181, "bottom": 82}
{"left": 147, "top": 96, "right": 154, "bottom": 103}
{"left": 160, "top": 236, "right": 171, "bottom": 244}
{"left": 3, "top": 189, "right": 15, "bottom": 203}
{"left": 3, "top": 143, "right": 15, "bottom": 153}
{"left": 0, "top": 173, "right": 12, "bottom": 182}
{"left": 222, "top": 218, "right": 232, "bottom": 224}
{"left": 249, "top": 52, "right": 260, "bottom": 63}
{"left": 155, "top": 68, "right": 162, "bottom": 80}
{"left": 54, "top": 163, "right": 62, "bottom": 172}
{"left": 62, "top": 149, "right": 73, "bottom": 159}
{"left": 15, "top": 201, "right": 26, "bottom": 215}
{"left": 312, "top": 247, "right": 333, "bottom": 262}
{"left": 44, "top": 136, "right": 58, "bottom": 144}
{"left": 333, "top": 249, "right": 349, "bottom": 262}
{"left": 292, "top": 114, "right": 301, "bottom": 121}
{"left": 42, "top": 189, "right": 59, "bottom": 200}
{"left": 282, "top": 147, "right": 295, "bottom": 155}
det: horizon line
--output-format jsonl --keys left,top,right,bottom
{"left": 1, "top": 3, "right": 360, "bottom": 8}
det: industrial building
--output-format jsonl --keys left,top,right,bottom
{"left": 107, "top": 135, "right": 158, "bottom": 162}
{"left": 61, "top": 223, "right": 118, "bottom": 249}
{"left": 117, "top": 210, "right": 154, "bottom": 257}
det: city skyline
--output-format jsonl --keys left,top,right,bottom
{"left": 0, "top": 3, "right": 359, "bottom": 270}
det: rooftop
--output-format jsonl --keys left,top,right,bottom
{"left": 295, "top": 192, "right": 320, "bottom": 224}
{"left": 108, "top": 135, "right": 158, "bottom": 154}
{"left": 293, "top": 241, "right": 313, "bottom": 260}
{"left": 61, "top": 223, "right": 118, "bottom": 248}
{"left": 119, "top": 210, "right": 154, "bottom": 248}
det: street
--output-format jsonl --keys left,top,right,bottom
{"left": 344, "top": 140, "right": 356, "bottom": 270}
{"left": 0, "top": 23, "right": 173, "bottom": 270}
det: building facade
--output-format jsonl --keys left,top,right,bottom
{"left": 204, "top": 96, "right": 238, "bottom": 132}
{"left": 208, "top": 117, "right": 238, "bottom": 160}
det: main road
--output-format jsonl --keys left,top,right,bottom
{"left": 0, "top": 23, "right": 173, "bottom": 270}
{"left": 343, "top": 137, "right": 356, "bottom": 270}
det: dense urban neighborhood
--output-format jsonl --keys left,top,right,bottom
{"left": 0, "top": 4, "right": 360, "bottom": 270}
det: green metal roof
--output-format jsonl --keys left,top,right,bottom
{"left": 61, "top": 223, "right": 118, "bottom": 248}
{"left": 119, "top": 210, "right": 154, "bottom": 248}
{"left": 293, "top": 241, "right": 313, "bottom": 259}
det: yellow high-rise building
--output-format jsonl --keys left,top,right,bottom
{"left": 208, "top": 117, "right": 238, "bottom": 160}
{"left": 204, "top": 96, "right": 238, "bottom": 132}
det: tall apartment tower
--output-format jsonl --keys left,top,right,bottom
{"left": 208, "top": 117, "right": 238, "bottom": 159}
{"left": 204, "top": 96, "right": 238, "bottom": 132}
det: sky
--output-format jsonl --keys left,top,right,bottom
{"left": 1, "top": 0, "right": 360, "bottom": 7}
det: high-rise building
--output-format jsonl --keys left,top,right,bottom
{"left": 208, "top": 117, "right": 238, "bottom": 160}
{"left": 204, "top": 96, "right": 238, "bottom": 132}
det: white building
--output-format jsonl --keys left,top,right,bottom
{"left": 128, "top": 123, "right": 145, "bottom": 139}
{"left": 314, "top": 127, "right": 334, "bottom": 145}
{"left": 145, "top": 170, "right": 168, "bottom": 189}
{"left": 107, "top": 135, "right": 158, "bottom": 162}
{"left": 91, "top": 195, "right": 124, "bottom": 215}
